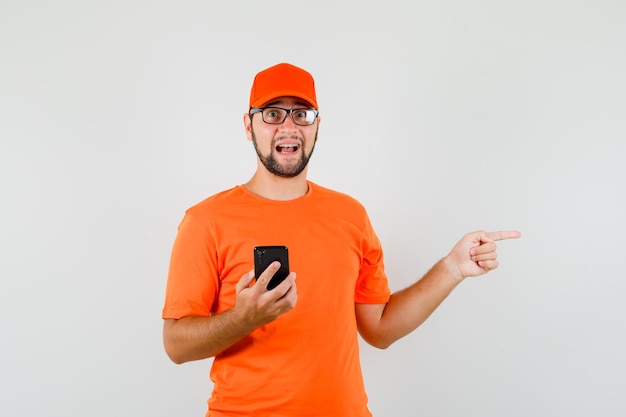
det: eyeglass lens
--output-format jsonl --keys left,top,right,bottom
{"left": 261, "top": 107, "right": 317, "bottom": 126}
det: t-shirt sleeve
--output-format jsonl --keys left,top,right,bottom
{"left": 354, "top": 212, "right": 391, "bottom": 304}
{"left": 162, "top": 213, "right": 220, "bottom": 319}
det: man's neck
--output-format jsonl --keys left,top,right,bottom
{"left": 244, "top": 171, "right": 309, "bottom": 201}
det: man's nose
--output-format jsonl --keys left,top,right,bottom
{"left": 280, "top": 111, "right": 297, "bottom": 128}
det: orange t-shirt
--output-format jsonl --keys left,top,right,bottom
{"left": 162, "top": 181, "right": 391, "bottom": 417}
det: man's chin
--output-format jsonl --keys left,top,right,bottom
{"left": 271, "top": 168, "right": 306, "bottom": 178}
{"left": 267, "top": 161, "right": 308, "bottom": 178}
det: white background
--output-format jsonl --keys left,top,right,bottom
{"left": 1, "top": 1, "right": 625, "bottom": 416}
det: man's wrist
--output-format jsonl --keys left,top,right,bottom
{"left": 439, "top": 255, "right": 465, "bottom": 284}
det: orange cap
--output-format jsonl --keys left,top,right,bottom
{"left": 249, "top": 63, "right": 318, "bottom": 109}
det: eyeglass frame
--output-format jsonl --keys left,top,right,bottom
{"left": 249, "top": 106, "right": 319, "bottom": 126}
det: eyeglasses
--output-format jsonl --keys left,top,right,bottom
{"left": 250, "top": 107, "right": 319, "bottom": 126}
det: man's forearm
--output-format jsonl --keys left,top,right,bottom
{"left": 163, "top": 310, "right": 256, "bottom": 364}
{"left": 376, "top": 257, "right": 464, "bottom": 347}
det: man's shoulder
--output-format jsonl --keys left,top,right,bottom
{"left": 186, "top": 185, "right": 248, "bottom": 215}
{"left": 309, "top": 182, "right": 366, "bottom": 210}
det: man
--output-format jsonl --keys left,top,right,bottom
{"left": 162, "top": 62, "right": 521, "bottom": 417}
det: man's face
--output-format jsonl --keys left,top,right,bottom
{"left": 245, "top": 97, "right": 319, "bottom": 178}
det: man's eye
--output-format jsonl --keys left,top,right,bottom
{"left": 266, "top": 111, "right": 279, "bottom": 118}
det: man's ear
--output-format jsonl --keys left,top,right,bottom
{"left": 243, "top": 113, "right": 253, "bottom": 142}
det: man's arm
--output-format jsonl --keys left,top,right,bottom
{"left": 355, "top": 230, "right": 521, "bottom": 349}
{"left": 163, "top": 264, "right": 297, "bottom": 364}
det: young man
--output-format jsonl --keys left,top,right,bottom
{"left": 162, "top": 62, "right": 521, "bottom": 416}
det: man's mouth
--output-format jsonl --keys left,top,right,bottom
{"left": 276, "top": 144, "right": 299, "bottom": 154}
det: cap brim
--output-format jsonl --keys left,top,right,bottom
{"left": 250, "top": 91, "right": 318, "bottom": 109}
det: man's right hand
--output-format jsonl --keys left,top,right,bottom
{"left": 234, "top": 263, "right": 298, "bottom": 328}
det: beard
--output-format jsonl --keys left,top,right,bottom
{"left": 251, "top": 126, "right": 318, "bottom": 178}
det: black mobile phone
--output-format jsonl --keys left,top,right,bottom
{"left": 253, "top": 245, "right": 290, "bottom": 290}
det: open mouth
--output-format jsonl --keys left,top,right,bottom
{"left": 276, "top": 144, "right": 299, "bottom": 155}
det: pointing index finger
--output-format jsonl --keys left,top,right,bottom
{"left": 484, "top": 230, "right": 522, "bottom": 241}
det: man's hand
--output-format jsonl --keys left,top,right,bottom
{"left": 233, "top": 262, "right": 298, "bottom": 329}
{"left": 446, "top": 230, "right": 521, "bottom": 280}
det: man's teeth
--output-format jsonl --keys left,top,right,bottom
{"left": 277, "top": 144, "right": 298, "bottom": 152}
